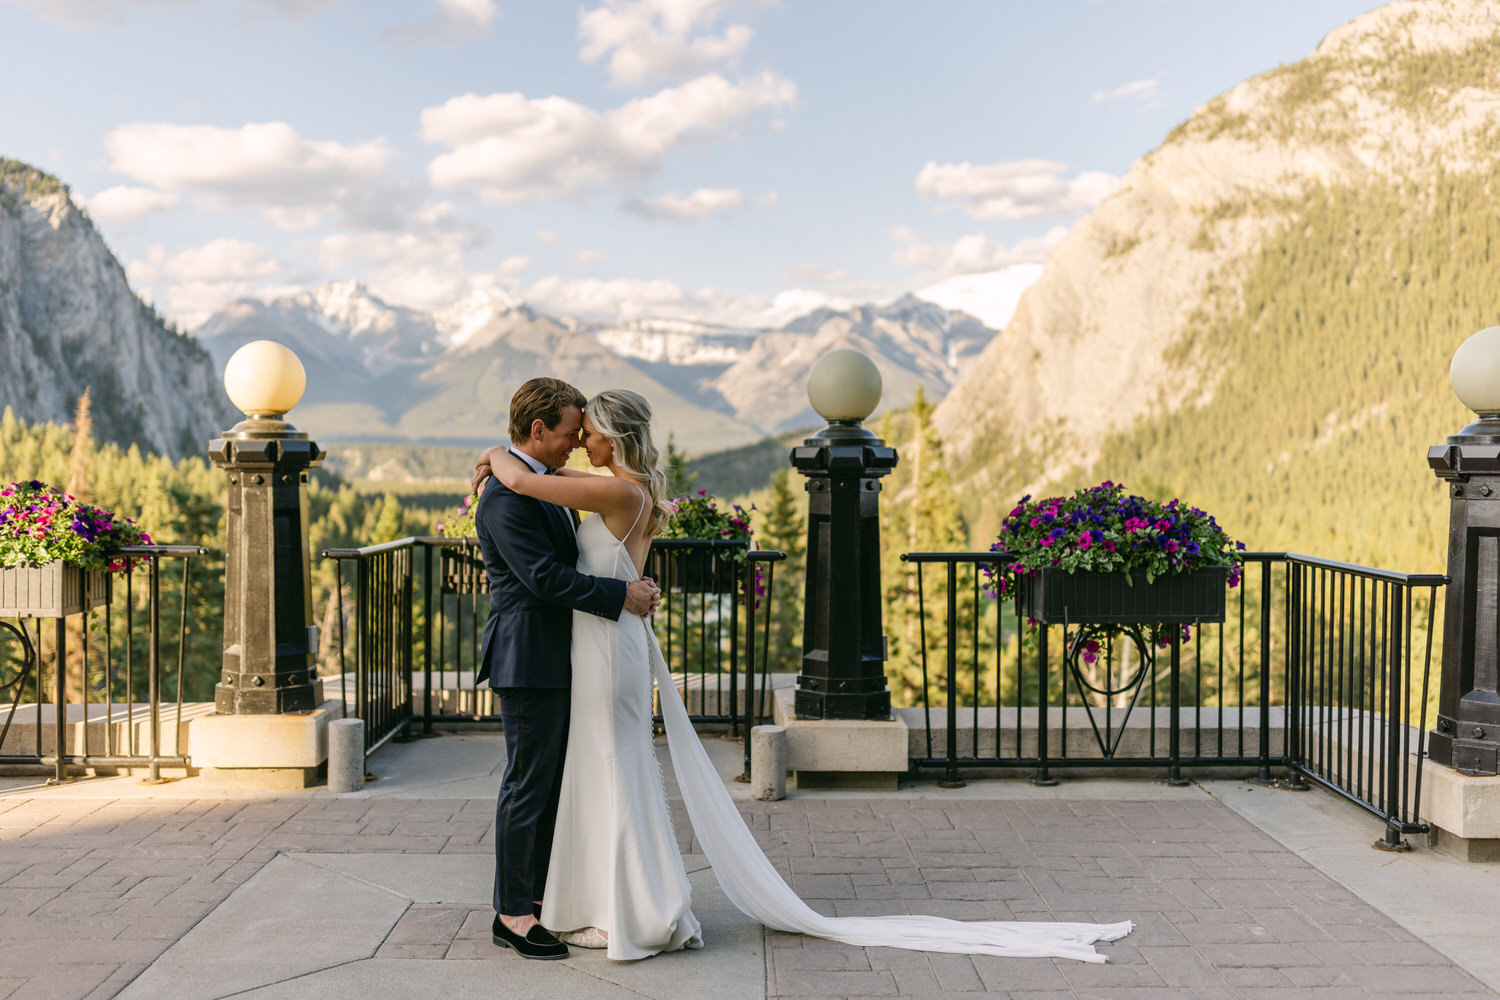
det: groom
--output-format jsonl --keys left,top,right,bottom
{"left": 474, "top": 377, "right": 660, "bottom": 960}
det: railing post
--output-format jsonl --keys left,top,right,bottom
{"left": 1034, "top": 625, "right": 1057, "bottom": 786}
{"left": 1377, "top": 585, "right": 1410, "bottom": 850}
{"left": 1166, "top": 628, "right": 1188, "bottom": 786}
{"left": 1257, "top": 560, "right": 1274, "bottom": 782}
{"left": 422, "top": 543, "right": 433, "bottom": 736}
{"left": 939, "top": 560, "right": 963, "bottom": 788}
{"left": 51, "top": 617, "right": 65, "bottom": 785}
{"left": 740, "top": 555, "right": 755, "bottom": 780}
{"left": 146, "top": 555, "right": 163, "bottom": 784}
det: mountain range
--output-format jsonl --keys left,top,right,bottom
{"left": 192, "top": 282, "right": 997, "bottom": 454}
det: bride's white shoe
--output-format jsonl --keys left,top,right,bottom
{"left": 555, "top": 927, "right": 609, "bottom": 949}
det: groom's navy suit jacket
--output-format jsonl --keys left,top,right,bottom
{"left": 474, "top": 467, "right": 627, "bottom": 690}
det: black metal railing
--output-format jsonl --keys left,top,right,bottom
{"left": 1285, "top": 557, "right": 1443, "bottom": 847}
{"left": 320, "top": 536, "right": 787, "bottom": 760}
{"left": 0, "top": 545, "right": 210, "bottom": 782}
{"left": 899, "top": 551, "right": 1444, "bottom": 843}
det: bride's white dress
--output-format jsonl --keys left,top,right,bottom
{"left": 545, "top": 495, "right": 1134, "bottom": 963}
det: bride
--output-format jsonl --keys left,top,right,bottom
{"left": 481, "top": 388, "right": 1133, "bottom": 964}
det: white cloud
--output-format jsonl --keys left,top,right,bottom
{"left": 127, "top": 238, "right": 285, "bottom": 328}
{"left": 162, "top": 238, "right": 281, "bottom": 282}
{"left": 579, "top": 0, "right": 758, "bottom": 86}
{"left": 7, "top": 0, "right": 336, "bottom": 28}
{"left": 497, "top": 255, "right": 532, "bottom": 275}
{"left": 383, "top": 0, "right": 498, "bottom": 48}
{"left": 311, "top": 202, "right": 491, "bottom": 311}
{"left": 571, "top": 249, "right": 605, "bottom": 266}
{"left": 623, "top": 186, "right": 744, "bottom": 221}
{"left": 523, "top": 274, "right": 689, "bottom": 320}
{"left": 914, "top": 160, "right": 1119, "bottom": 220}
{"left": 421, "top": 71, "right": 795, "bottom": 204}
{"left": 105, "top": 121, "right": 395, "bottom": 228}
{"left": 536, "top": 229, "right": 560, "bottom": 245}
{"left": 891, "top": 224, "right": 1068, "bottom": 279}
{"left": 83, "top": 185, "right": 181, "bottom": 225}
{"left": 785, "top": 264, "right": 847, "bottom": 285}
{"left": 1091, "top": 77, "right": 1164, "bottom": 107}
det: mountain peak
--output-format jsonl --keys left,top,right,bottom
{"left": 433, "top": 287, "right": 523, "bottom": 346}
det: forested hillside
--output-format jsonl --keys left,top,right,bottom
{"left": 937, "top": 1, "right": 1495, "bottom": 575}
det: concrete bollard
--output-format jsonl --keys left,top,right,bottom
{"left": 328, "top": 718, "right": 365, "bottom": 793}
{"left": 751, "top": 725, "right": 787, "bottom": 801}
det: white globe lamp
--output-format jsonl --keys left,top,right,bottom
{"left": 224, "top": 340, "right": 307, "bottom": 418}
{"left": 1451, "top": 326, "right": 1500, "bottom": 420}
{"left": 807, "top": 349, "right": 883, "bottom": 425}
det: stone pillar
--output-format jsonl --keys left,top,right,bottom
{"left": 792, "top": 350, "right": 897, "bottom": 721}
{"left": 208, "top": 341, "right": 325, "bottom": 715}
{"left": 1429, "top": 327, "right": 1500, "bottom": 774}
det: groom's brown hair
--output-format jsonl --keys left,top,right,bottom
{"left": 509, "top": 377, "right": 587, "bottom": 444}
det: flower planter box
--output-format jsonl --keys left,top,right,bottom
{"left": 439, "top": 546, "right": 488, "bottom": 596}
{"left": 656, "top": 548, "right": 744, "bottom": 595}
{"left": 672, "top": 554, "right": 742, "bottom": 595}
{"left": 0, "top": 561, "right": 110, "bottom": 619}
{"left": 1017, "top": 566, "right": 1228, "bottom": 626}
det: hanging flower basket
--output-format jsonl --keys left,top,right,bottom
{"left": 1016, "top": 565, "right": 1228, "bottom": 625}
{"left": 658, "top": 490, "right": 754, "bottom": 595}
{"left": 985, "top": 481, "right": 1243, "bottom": 643}
{"left": 0, "top": 480, "right": 147, "bottom": 617}
{"left": 0, "top": 560, "right": 110, "bottom": 619}
{"left": 667, "top": 548, "right": 743, "bottom": 595}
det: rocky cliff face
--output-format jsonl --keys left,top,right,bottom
{"left": 932, "top": 0, "right": 1500, "bottom": 535}
{"left": 0, "top": 161, "right": 233, "bottom": 458}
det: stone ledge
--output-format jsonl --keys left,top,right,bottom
{"left": 771, "top": 687, "right": 907, "bottom": 790}
{"left": 1420, "top": 752, "right": 1500, "bottom": 843}
{"left": 188, "top": 699, "right": 344, "bottom": 788}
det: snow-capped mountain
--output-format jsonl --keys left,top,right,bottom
{"left": 191, "top": 281, "right": 1000, "bottom": 451}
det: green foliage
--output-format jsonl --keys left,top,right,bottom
{"left": 1371, "top": 31, "right": 1500, "bottom": 117}
{"left": 661, "top": 490, "right": 753, "bottom": 544}
{"left": 0, "top": 480, "right": 152, "bottom": 570}
{"left": 755, "top": 469, "right": 806, "bottom": 673}
{"left": 880, "top": 387, "right": 979, "bottom": 707}
{"left": 0, "top": 158, "right": 65, "bottom": 200}
{"left": 1101, "top": 231, "right": 1142, "bottom": 259}
{"left": 990, "top": 483, "right": 1243, "bottom": 590}
{"left": 663, "top": 433, "right": 697, "bottom": 498}
{"left": 435, "top": 482, "right": 485, "bottom": 538}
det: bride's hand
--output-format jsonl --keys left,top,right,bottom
{"left": 470, "top": 445, "right": 506, "bottom": 493}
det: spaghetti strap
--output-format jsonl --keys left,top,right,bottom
{"left": 625, "top": 484, "right": 648, "bottom": 539}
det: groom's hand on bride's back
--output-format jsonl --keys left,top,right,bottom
{"left": 624, "top": 578, "right": 661, "bottom": 617}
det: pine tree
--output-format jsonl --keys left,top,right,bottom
{"left": 756, "top": 468, "right": 806, "bottom": 672}
{"left": 881, "top": 386, "right": 976, "bottom": 706}
{"left": 66, "top": 387, "right": 92, "bottom": 501}
{"left": 664, "top": 433, "right": 697, "bottom": 498}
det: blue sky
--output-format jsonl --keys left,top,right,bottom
{"left": 0, "top": 0, "right": 1385, "bottom": 329}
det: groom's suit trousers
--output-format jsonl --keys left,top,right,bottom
{"left": 493, "top": 686, "right": 571, "bottom": 916}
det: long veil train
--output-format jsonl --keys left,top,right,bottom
{"left": 646, "top": 626, "right": 1134, "bottom": 964}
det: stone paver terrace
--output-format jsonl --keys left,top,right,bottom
{"left": 0, "top": 731, "right": 1496, "bottom": 1000}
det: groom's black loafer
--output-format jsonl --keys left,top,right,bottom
{"left": 492, "top": 915, "right": 569, "bottom": 960}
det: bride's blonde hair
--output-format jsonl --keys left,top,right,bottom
{"left": 586, "top": 389, "right": 672, "bottom": 536}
